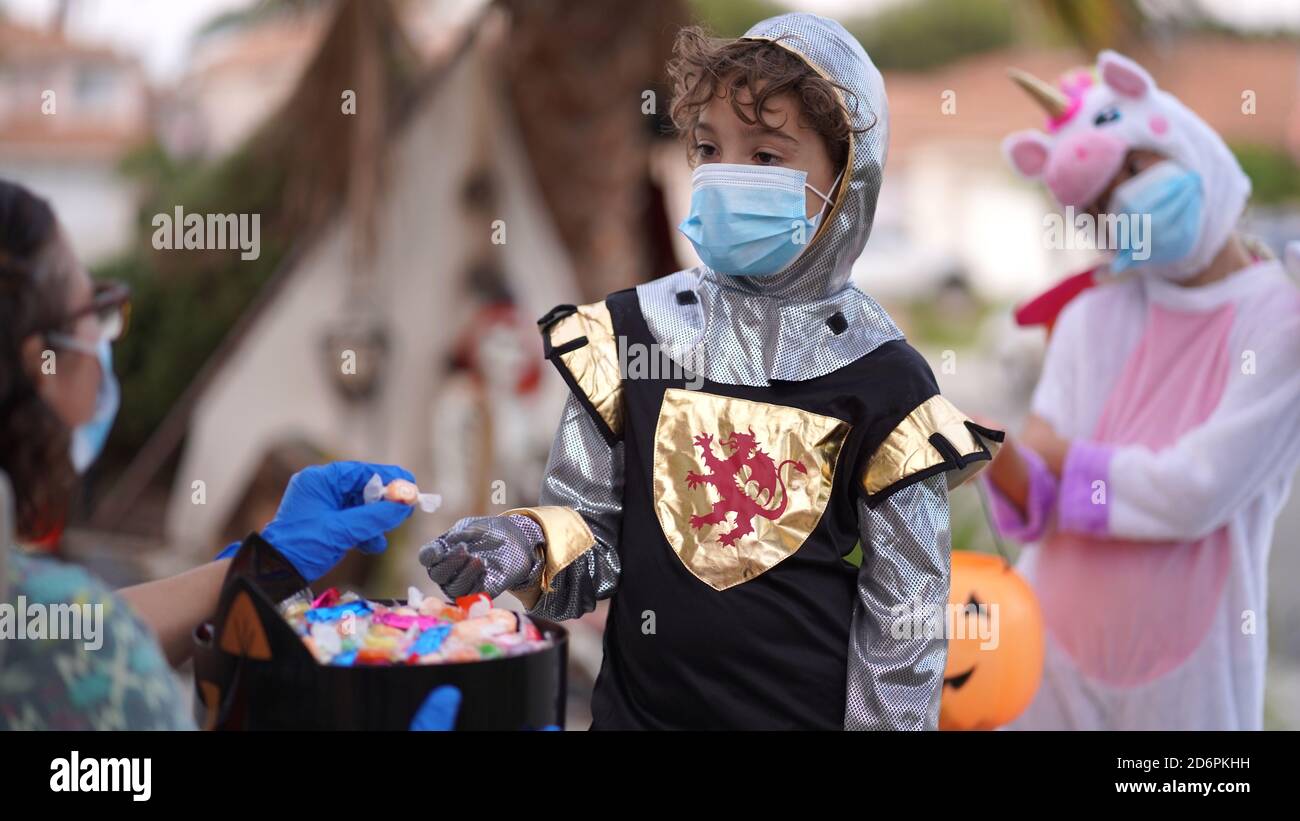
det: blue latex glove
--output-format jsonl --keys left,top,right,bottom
{"left": 410, "top": 685, "right": 461, "bottom": 731}
{"left": 408, "top": 685, "right": 562, "bottom": 731}
{"left": 216, "top": 461, "right": 415, "bottom": 581}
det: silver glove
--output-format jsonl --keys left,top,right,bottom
{"left": 418, "top": 514, "right": 544, "bottom": 599}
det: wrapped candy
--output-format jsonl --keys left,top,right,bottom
{"left": 407, "top": 586, "right": 426, "bottom": 610}
{"left": 373, "top": 612, "right": 442, "bottom": 632}
{"left": 305, "top": 600, "right": 371, "bottom": 623}
{"left": 312, "top": 588, "right": 341, "bottom": 609}
{"left": 452, "top": 608, "right": 517, "bottom": 643}
{"left": 310, "top": 622, "right": 343, "bottom": 657}
{"left": 409, "top": 624, "right": 452, "bottom": 657}
{"left": 356, "top": 648, "right": 394, "bottom": 665}
{"left": 456, "top": 593, "right": 492, "bottom": 618}
{"left": 362, "top": 473, "right": 442, "bottom": 513}
{"left": 442, "top": 644, "right": 484, "bottom": 663}
{"left": 280, "top": 586, "right": 550, "bottom": 666}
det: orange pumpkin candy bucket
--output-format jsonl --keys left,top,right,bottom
{"left": 940, "top": 551, "right": 1045, "bottom": 730}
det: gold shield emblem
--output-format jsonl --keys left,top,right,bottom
{"left": 653, "top": 388, "right": 850, "bottom": 591}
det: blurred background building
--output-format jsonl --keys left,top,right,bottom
{"left": 0, "top": 12, "right": 148, "bottom": 261}
{"left": 1, "top": 0, "right": 1297, "bottom": 727}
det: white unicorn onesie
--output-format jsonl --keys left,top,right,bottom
{"left": 993, "top": 50, "right": 1300, "bottom": 730}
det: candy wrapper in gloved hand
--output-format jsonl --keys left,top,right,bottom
{"left": 363, "top": 472, "right": 441, "bottom": 513}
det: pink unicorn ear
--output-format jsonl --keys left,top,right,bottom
{"left": 1098, "top": 50, "right": 1154, "bottom": 98}
{"left": 1002, "top": 130, "right": 1051, "bottom": 178}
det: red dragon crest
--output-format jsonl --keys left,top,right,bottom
{"left": 685, "top": 428, "right": 808, "bottom": 547}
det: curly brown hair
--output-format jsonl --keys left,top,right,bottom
{"left": 666, "top": 26, "right": 865, "bottom": 170}
{"left": 0, "top": 180, "right": 77, "bottom": 541}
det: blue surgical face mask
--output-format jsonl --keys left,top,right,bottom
{"left": 1106, "top": 160, "right": 1204, "bottom": 278}
{"left": 678, "top": 163, "right": 838, "bottom": 277}
{"left": 47, "top": 336, "right": 120, "bottom": 474}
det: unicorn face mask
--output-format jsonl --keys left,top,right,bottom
{"left": 678, "top": 163, "right": 838, "bottom": 278}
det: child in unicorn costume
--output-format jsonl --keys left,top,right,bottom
{"left": 988, "top": 51, "right": 1300, "bottom": 730}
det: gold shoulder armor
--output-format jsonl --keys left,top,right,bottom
{"left": 862, "top": 395, "right": 1004, "bottom": 505}
{"left": 540, "top": 300, "right": 623, "bottom": 442}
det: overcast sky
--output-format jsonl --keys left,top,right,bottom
{"left": 3, "top": 0, "right": 1297, "bottom": 81}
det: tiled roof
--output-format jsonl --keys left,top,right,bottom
{"left": 0, "top": 20, "right": 135, "bottom": 63}
{"left": 884, "top": 37, "right": 1300, "bottom": 163}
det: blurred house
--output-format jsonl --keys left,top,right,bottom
{"left": 0, "top": 18, "right": 149, "bottom": 262}
{"left": 157, "top": 7, "right": 329, "bottom": 159}
{"left": 148, "top": 9, "right": 568, "bottom": 563}
{"left": 83, "top": 0, "right": 681, "bottom": 556}
{"left": 159, "top": 0, "right": 490, "bottom": 160}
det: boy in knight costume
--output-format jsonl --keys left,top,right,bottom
{"left": 420, "top": 13, "right": 1002, "bottom": 730}
{"left": 988, "top": 52, "right": 1300, "bottom": 730}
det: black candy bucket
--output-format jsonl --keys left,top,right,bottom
{"left": 191, "top": 533, "right": 567, "bottom": 730}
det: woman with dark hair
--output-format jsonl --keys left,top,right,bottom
{"left": 0, "top": 179, "right": 415, "bottom": 729}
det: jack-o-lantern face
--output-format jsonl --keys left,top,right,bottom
{"left": 940, "top": 551, "right": 1044, "bottom": 730}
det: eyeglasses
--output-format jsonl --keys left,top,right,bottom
{"left": 45, "top": 280, "right": 132, "bottom": 355}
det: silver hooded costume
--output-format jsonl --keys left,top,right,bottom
{"left": 421, "top": 13, "right": 1000, "bottom": 730}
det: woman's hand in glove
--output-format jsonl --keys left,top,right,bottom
{"left": 250, "top": 461, "right": 416, "bottom": 581}
{"left": 419, "top": 515, "right": 543, "bottom": 598}
{"left": 410, "top": 685, "right": 461, "bottom": 731}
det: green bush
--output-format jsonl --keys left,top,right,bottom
{"left": 1232, "top": 143, "right": 1300, "bottom": 205}
{"left": 96, "top": 142, "right": 289, "bottom": 467}
{"left": 690, "top": 0, "right": 1016, "bottom": 70}
{"left": 844, "top": 0, "right": 1016, "bottom": 72}
{"left": 689, "top": 0, "right": 789, "bottom": 38}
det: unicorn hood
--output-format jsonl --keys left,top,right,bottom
{"left": 1002, "top": 51, "right": 1251, "bottom": 281}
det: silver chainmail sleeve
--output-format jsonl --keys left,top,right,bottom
{"left": 525, "top": 393, "right": 625, "bottom": 622}
{"left": 845, "top": 474, "right": 951, "bottom": 730}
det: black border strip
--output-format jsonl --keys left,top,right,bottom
{"left": 537, "top": 303, "right": 578, "bottom": 333}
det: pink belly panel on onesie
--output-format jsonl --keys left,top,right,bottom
{"left": 1036, "top": 301, "right": 1235, "bottom": 686}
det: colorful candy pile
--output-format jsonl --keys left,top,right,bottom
{"left": 281, "top": 586, "right": 550, "bottom": 666}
